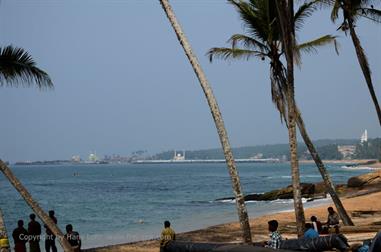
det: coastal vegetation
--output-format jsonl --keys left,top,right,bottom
{"left": 153, "top": 139, "right": 364, "bottom": 160}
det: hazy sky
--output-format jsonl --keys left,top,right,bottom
{"left": 0, "top": 0, "right": 380, "bottom": 162}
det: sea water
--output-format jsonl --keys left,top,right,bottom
{"left": 0, "top": 163, "right": 369, "bottom": 250}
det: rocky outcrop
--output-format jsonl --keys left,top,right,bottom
{"left": 216, "top": 171, "right": 381, "bottom": 203}
{"left": 216, "top": 183, "right": 320, "bottom": 202}
{"left": 347, "top": 171, "right": 381, "bottom": 188}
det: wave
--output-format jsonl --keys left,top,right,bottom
{"left": 341, "top": 166, "right": 379, "bottom": 170}
{"left": 280, "top": 175, "right": 321, "bottom": 179}
{"left": 213, "top": 197, "right": 311, "bottom": 204}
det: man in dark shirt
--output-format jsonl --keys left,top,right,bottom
{"left": 64, "top": 224, "right": 81, "bottom": 252}
{"left": 28, "top": 214, "right": 41, "bottom": 252}
{"left": 44, "top": 210, "right": 57, "bottom": 252}
{"left": 12, "top": 220, "right": 28, "bottom": 252}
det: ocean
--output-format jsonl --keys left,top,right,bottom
{"left": 0, "top": 162, "right": 372, "bottom": 250}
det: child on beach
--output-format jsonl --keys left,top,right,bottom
{"left": 304, "top": 223, "right": 319, "bottom": 239}
{"left": 265, "top": 220, "right": 282, "bottom": 249}
{"left": 310, "top": 216, "right": 322, "bottom": 234}
{"left": 160, "top": 221, "right": 176, "bottom": 252}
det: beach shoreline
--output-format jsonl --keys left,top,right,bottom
{"left": 84, "top": 184, "right": 381, "bottom": 252}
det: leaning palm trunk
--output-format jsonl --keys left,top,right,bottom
{"left": 274, "top": 61, "right": 353, "bottom": 226}
{"left": 159, "top": 0, "right": 252, "bottom": 243}
{"left": 0, "top": 161, "right": 73, "bottom": 252}
{"left": 347, "top": 18, "right": 381, "bottom": 126}
{"left": 295, "top": 108, "right": 354, "bottom": 225}
{"left": 275, "top": 0, "right": 305, "bottom": 237}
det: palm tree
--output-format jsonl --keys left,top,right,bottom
{"left": 207, "top": 0, "right": 353, "bottom": 234}
{"left": 323, "top": 0, "right": 381, "bottom": 125}
{"left": 0, "top": 161, "right": 73, "bottom": 251}
{"left": 159, "top": 0, "right": 252, "bottom": 243}
{"left": 0, "top": 46, "right": 72, "bottom": 251}
{"left": 0, "top": 45, "right": 53, "bottom": 89}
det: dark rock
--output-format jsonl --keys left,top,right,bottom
{"left": 216, "top": 183, "right": 316, "bottom": 202}
{"left": 347, "top": 171, "right": 381, "bottom": 188}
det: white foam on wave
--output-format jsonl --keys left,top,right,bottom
{"left": 341, "top": 165, "right": 379, "bottom": 170}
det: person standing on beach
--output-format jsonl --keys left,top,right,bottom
{"left": 12, "top": 220, "right": 28, "bottom": 252}
{"left": 160, "top": 220, "right": 175, "bottom": 252}
{"left": 28, "top": 214, "right": 41, "bottom": 252}
{"left": 44, "top": 210, "right": 57, "bottom": 252}
{"left": 64, "top": 224, "right": 81, "bottom": 252}
{"left": 265, "top": 220, "right": 282, "bottom": 249}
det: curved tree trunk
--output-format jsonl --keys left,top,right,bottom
{"left": 295, "top": 108, "right": 354, "bottom": 226}
{"left": 272, "top": 58, "right": 353, "bottom": 226}
{"left": 159, "top": 0, "right": 252, "bottom": 243}
{"left": 275, "top": 0, "right": 305, "bottom": 237}
{"left": 0, "top": 161, "right": 73, "bottom": 252}
{"left": 0, "top": 208, "right": 10, "bottom": 252}
{"left": 348, "top": 18, "right": 381, "bottom": 126}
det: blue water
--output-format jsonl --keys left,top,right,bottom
{"left": 0, "top": 163, "right": 371, "bottom": 250}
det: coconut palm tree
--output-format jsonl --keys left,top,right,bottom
{"left": 0, "top": 46, "right": 72, "bottom": 250}
{"left": 0, "top": 45, "right": 53, "bottom": 89}
{"left": 207, "top": 0, "right": 353, "bottom": 234}
{"left": 322, "top": 0, "right": 381, "bottom": 125}
{"left": 159, "top": 0, "right": 252, "bottom": 243}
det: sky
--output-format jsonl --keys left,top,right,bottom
{"left": 0, "top": 0, "right": 380, "bottom": 162}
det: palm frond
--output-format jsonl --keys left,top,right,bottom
{"left": 207, "top": 47, "right": 265, "bottom": 62}
{"left": 358, "top": 7, "right": 381, "bottom": 23}
{"left": 228, "top": 0, "right": 279, "bottom": 44}
{"left": 0, "top": 45, "right": 53, "bottom": 89}
{"left": 228, "top": 34, "right": 268, "bottom": 52}
{"left": 270, "top": 63, "right": 288, "bottom": 124}
{"left": 330, "top": 0, "right": 341, "bottom": 22}
{"left": 297, "top": 35, "right": 339, "bottom": 55}
{"left": 294, "top": 0, "right": 318, "bottom": 31}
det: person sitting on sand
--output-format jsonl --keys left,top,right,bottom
{"left": 265, "top": 220, "right": 282, "bottom": 249}
{"left": 304, "top": 223, "right": 319, "bottom": 239}
{"left": 64, "top": 224, "right": 81, "bottom": 252}
{"left": 310, "top": 216, "right": 322, "bottom": 234}
{"left": 323, "top": 207, "right": 340, "bottom": 234}
{"left": 160, "top": 220, "right": 176, "bottom": 251}
{"left": 12, "top": 220, "right": 28, "bottom": 252}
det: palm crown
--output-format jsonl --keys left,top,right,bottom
{"left": 207, "top": 0, "right": 337, "bottom": 122}
{"left": 0, "top": 45, "right": 53, "bottom": 89}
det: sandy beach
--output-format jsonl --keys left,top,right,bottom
{"left": 84, "top": 169, "right": 381, "bottom": 252}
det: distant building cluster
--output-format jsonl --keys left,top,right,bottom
{"left": 337, "top": 129, "right": 368, "bottom": 160}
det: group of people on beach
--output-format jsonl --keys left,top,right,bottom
{"left": 264, "top": 207, "right": 342, "bottom": 249}
{"left": 11, "top": 210, "right": 81, "bottom": 252}
{"left": 157, "top": 208, "right": 342, "bottom": 251}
